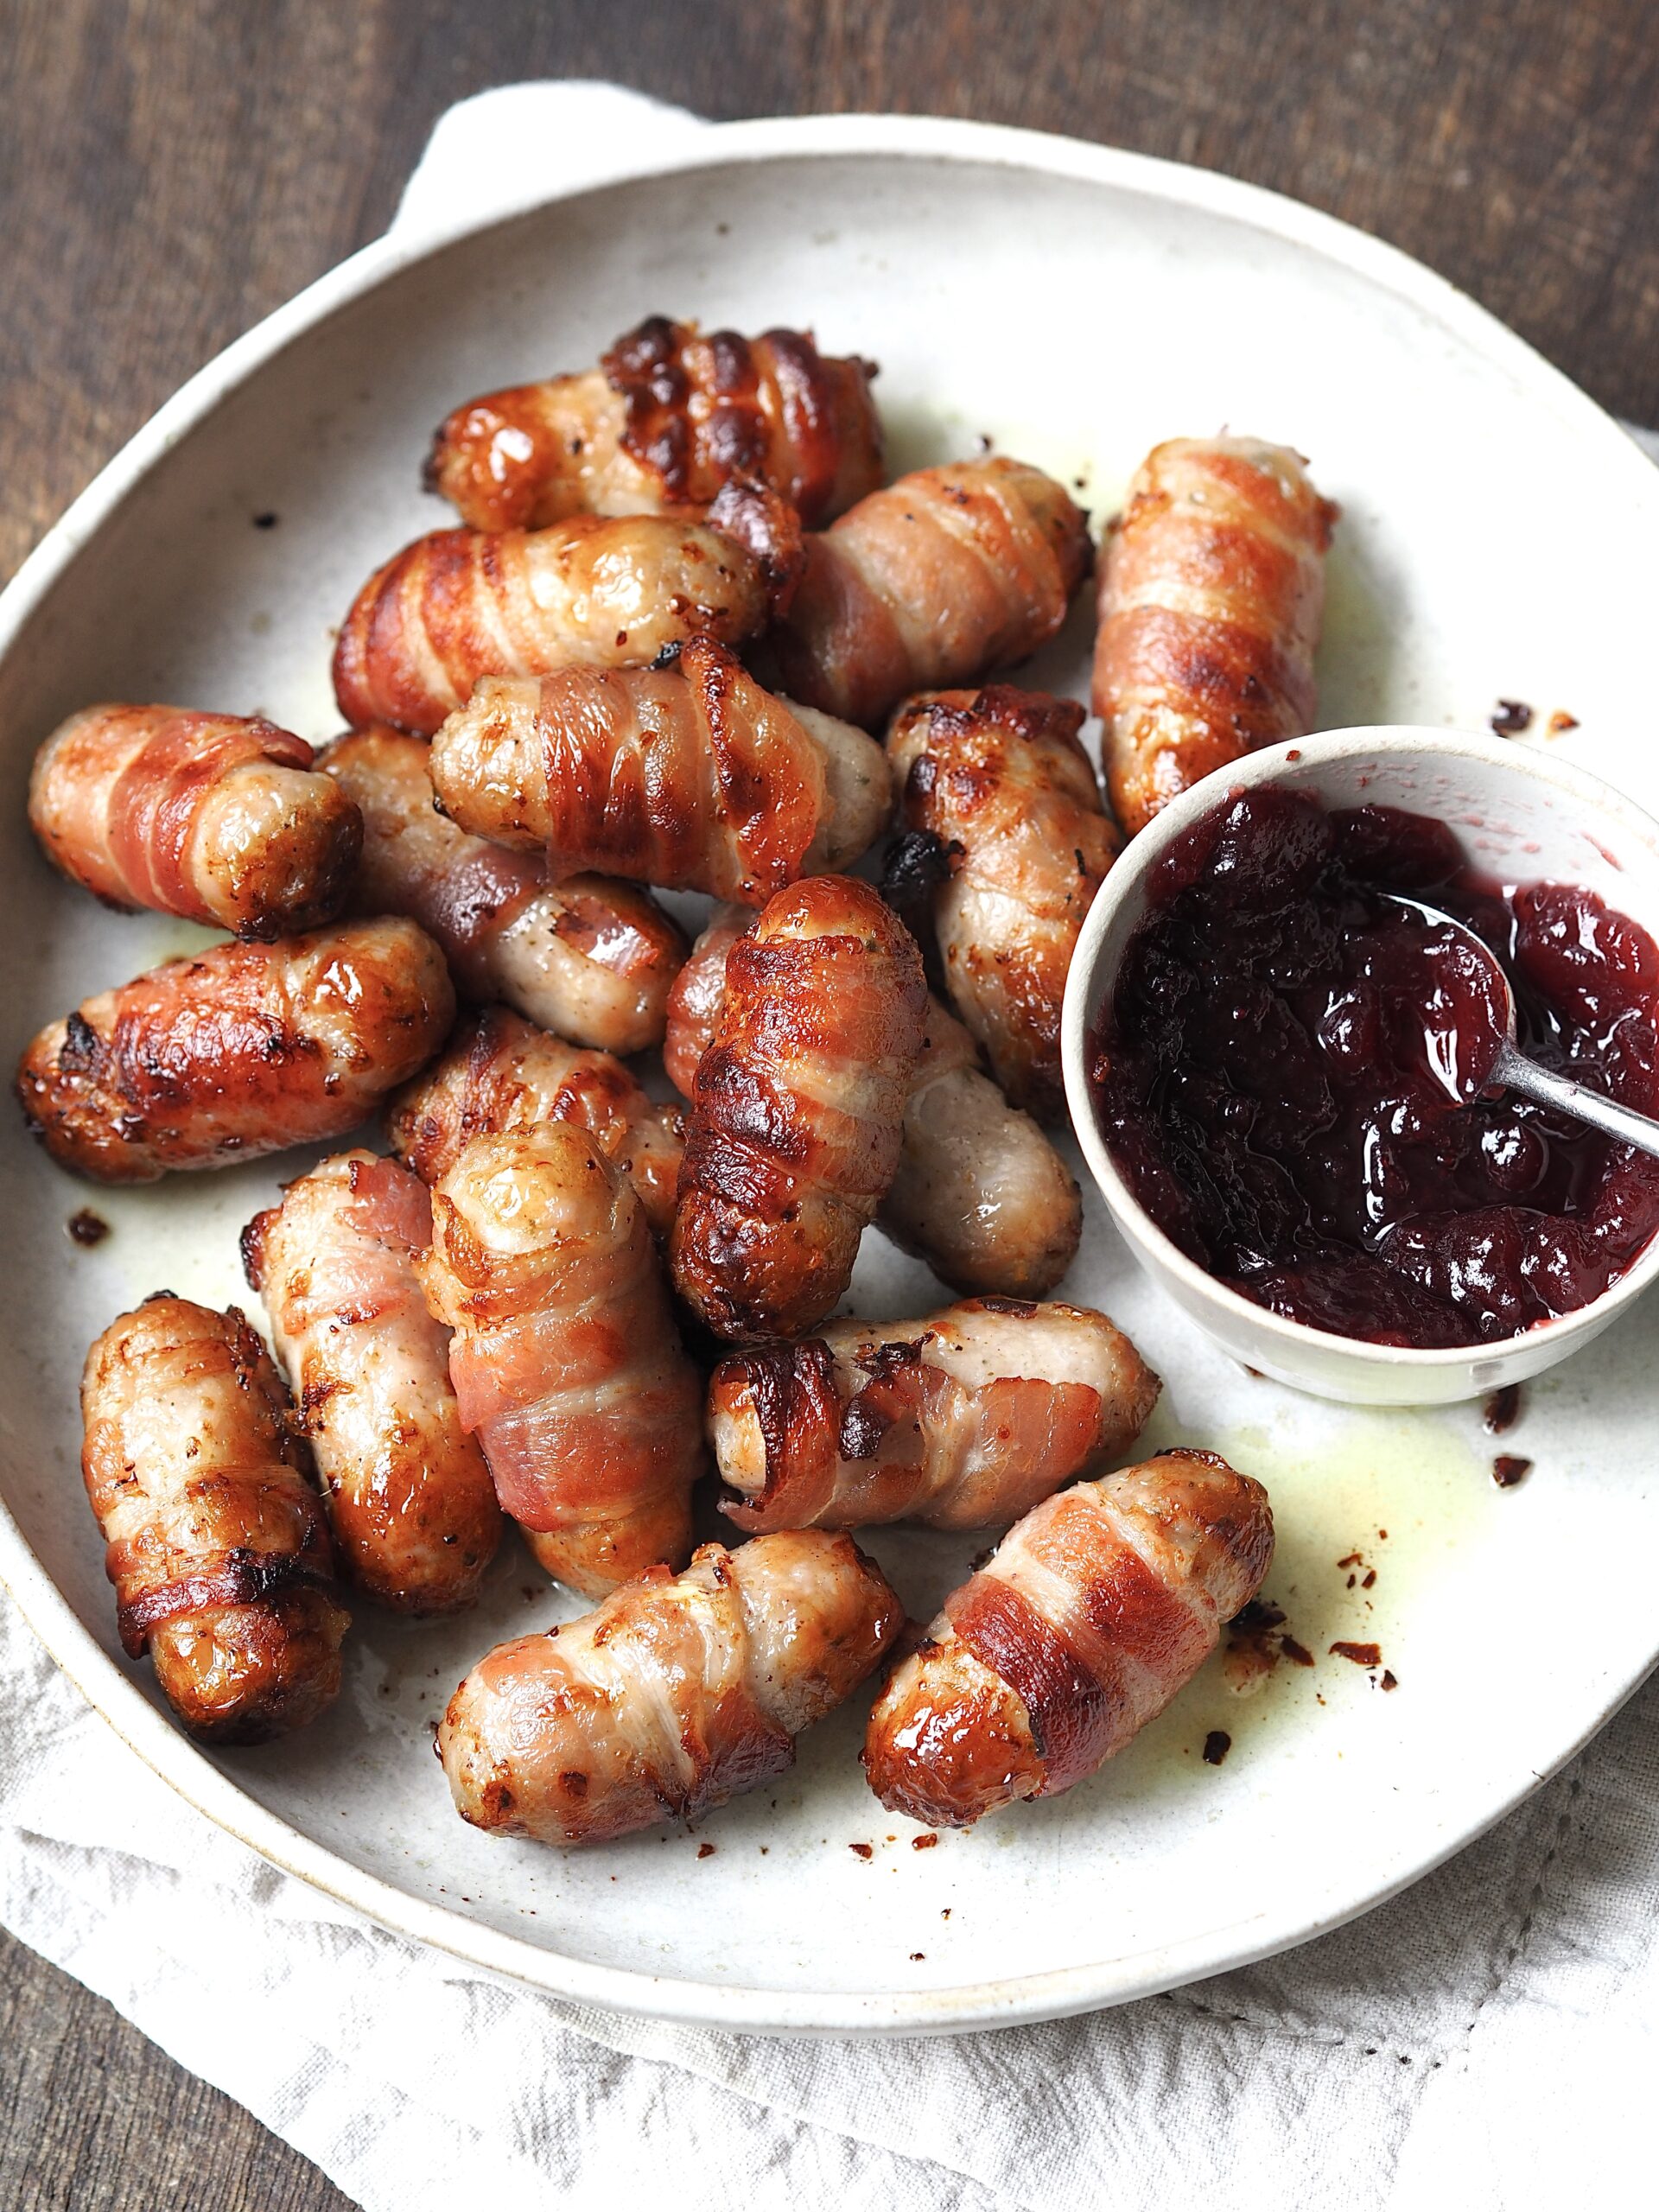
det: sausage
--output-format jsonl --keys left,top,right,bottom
{"left": 29, "top": 703, "right": 362, "bottom": 938}
{"left": 387, "top": 1005, "right": 683, "bottom": 1237}
{"left": 863, "top": 1450, "right": 1273, "bottom": 1827}
{"left": 80, "top": 1295, "right": 348, "bottom": 1742}
{"left": 439, "top": 1530, "right": 902, "bottom": 1845}
{"left": 428, "top": 637, "right": 890, "bottom": 905}
{"left": 880, "top": 995, "right": 1082, "bottom": 1296}
{"left": 332, "top": 477, "right": 804, "bottom": 737}
{"left": 666, "top": 912, "right": 1081, "bottom": 1298}
{"left": 321, "top": 725, "right": 685, "bottom": 1053}
{"left": 16, "top": 916, "right": 454, "bottom": 1183}
{"left": 418, "top": 1125, "right": 705, "bottom": 1596}
{"left": 885, "top": 685, "right": 1119, "bottom": 1121}
{"left": 711, "top": 1298, "right": 1160, "bottom": 1534}
{"left": 243, "top": 1152, "right": 502, "bottom": 1612}
{"left": 761, "top": 458, "right": 1092, "bottom": 730}
{"left": 1092, "top": 436, "right": 1337, "bottom": 836}
{"left": 427, "top": 314, "right": 882, "bottom": 531}
{"left": 670, "top": 876, "right": 926, "bottom": 1343}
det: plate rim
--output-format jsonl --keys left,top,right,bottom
{"left": 3, "top": 109, "right": 1656, "bottom": 2037}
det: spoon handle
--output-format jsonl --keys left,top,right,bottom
{"left": 1494, "top": 1043, "right": 1659, "bottom": 1162}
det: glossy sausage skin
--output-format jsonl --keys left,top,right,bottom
{"left": 80, "top": 1296, "right": 347, "bottom": 1742}
{"left": 322, "top": 725, "right": 685, "bottom": 1053}
{"left": 419, "top": 1125, "right": 705, "bottom": 1597}
{"left": 439, "top": 1531, "right": 902, "bottom": 1845}
{"left": 665, "top": 912, "right": 1081, "bottom": 1300}
{"left": 429, "top": 639, "right": 889, "bottom": 905}
{"left": 671, "top": 876, "right": 926, "bottom": 1343}
{"left": 387, "top": 1005, "right": 684, "bottom": 1238}
{"left": 332, "top": 478, "right": 804, "bottom": 737}
{"left": 243, "top": 1152, "right": 501, "bottom": 1612}
{"left": 713, "top": 1298, "right": 1160, "bottom": 1534}
{"left": 880, "top": 995, "right": 1082, "bottom": 1297}
{"left": 29, "top": 705, "right": 363, "bottom": 939}
{"left": 764, "top": 459, "right": 1092, "bottom": 730}
{"left": 886, "top": 685, "right": 1119, "bottom": 1121}
{"left": 864, "top": 1451, "right": 1273, "bottom": 1826}
{"left": 1092, "top": 437, "right": 1337, "bottom": 836}
{"left": 16, "top": 917, "right": 455, "bottom": 1183}
{"left": 428, "top": 315, "right": 882, "bottom": 531}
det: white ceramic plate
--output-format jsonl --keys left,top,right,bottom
{"left": 3, "top": 116, "right": 1658, "bottom": 2037}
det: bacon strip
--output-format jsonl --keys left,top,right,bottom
{"left": 864, "top": 1450, "right": 1273, "bottom": 1826}
{"left": 244, "top": 1151, "right": 501, "bottom": 1612}
{"left": 429, "top": 636, "right": 889, "bottom": 905}
{"left": 1092, "top": 436, "right": 1337, "bottom": 836}
{"left": 332, "top": 479, "right": 803, "bottom": 737}
{"left": 439, "top": 1532, "right": 902, "bottom": 1845}
{"left": 427, "top": 315, "right": 882, "bottom": 531}
{"left": 387, "top": 1006, "right": 683, "bottom": 1237}
{"left": 419, "top": 1125, "right": 705, "bottom": 1596}
{"left": 670, "top": 876, "right": 926, "bottom": 1342}
{"left": 763, "top": 458, "right": 1092, "bottom": 729}
{"left": 712, "top": 1299, "right": 1159, "bottom": 1533}
{"left": 322, "top": 725, "right": 685, "bottom": 1053}
{"left": 16, "top": 917, "right": 455, "bottom": 1183}
{"left": 886, "top": 685, "right": 1119, "bottom": 1122}
{"left": 81, "top": 1296, "right": 347, "bottom": 1743}
{"left": 29, "top": 704, "right": 362, "bottom": 938}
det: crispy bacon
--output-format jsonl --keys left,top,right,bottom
{"left": 16, "top": 917, "right": 454, "bottom": 1183}
{"left": 887, "top": 685, "right": 1119, "bottom": 1121}
{"left": 322, "top": 725, "right": 685, "bottom": 1052}
{"left": 667, "top": 916, "right": 1080, "bottom": 1299}
{"left": 332, "top": 479, "right": 803, "bottom": 737}
{"left": 439, "top": 1530, "right": 902, "bottom": 1844}
{"left": 864, "top": 1450, "right": 1273, "bottom": 1826}
{"left": 244, "top": 1152, "right": 501, "bottom": 1612}
{"left": 428, "top": 636, "right": 889, "bottom": 905}
{"left": 1093, "top": 437, "right": 1337, "bottom": 836}
{"left": 29, "top": 703, "right": 362, "bottom": 938}
{"left": 387, "top": 1005, "right": 683, "bottom": 1237}
{"left": 670, "top": 876, "right": 926, "bottom": 1342}
{"left": 80, "top": 1296, "right": 347, "bottom": 1742}
{"left": 712, "top": 1299, "right": 1158, "bottom": 1533}
{"left": 418, "top": 1125, "right": 704, "bottom": 1596}
{"left": 427, "top": 314, "right": 882, "bottom": 531}
{"left": 763, "top": 458, "right": 1092, "bottom": 729}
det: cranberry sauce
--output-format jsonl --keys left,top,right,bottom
{"left": 1088, "top": 789, "right": 1659, "bottom": 1347}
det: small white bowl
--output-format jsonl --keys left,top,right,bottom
{"left": 1061, "top": 727, "right": 1659, "bottom": 1405}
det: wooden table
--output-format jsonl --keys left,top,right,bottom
{"left": 3, "top": 1, "right": 1655, "bottom": 2201}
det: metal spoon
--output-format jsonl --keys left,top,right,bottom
{"left": 1385, "top": 893, "right": 1659, "bottom": 1160}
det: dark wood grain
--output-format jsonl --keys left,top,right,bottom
{"left": 3, "top": 2, "right": 1656, "bottom": 2203}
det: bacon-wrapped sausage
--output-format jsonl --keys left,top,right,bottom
{"left": 762, "top": 458, "right": 1092, "bottom": 731}
{"left": 80, "top": 1295, "right": 348, "bottom": 1742}
{"left": 419, "top": 1125, "right": 704, "bottom": 1596}
{"left": 885, "top": 685, "right": 1119, "bottom": 1122}
{"left": 864, "top": 1450, "right": 1273, "bottom": 1827}
{"left": 333, "top": 478, "right": 803, "bottom": 738}
{"left": 712, "top": 1299, "right": 1159, "bottom": 1535}
{"left": 666, "top": 912, "right": 1080, "bottom": 1298}
{"left": 428, "top": 314, "right": 882, "bottom": 532}
{"left": 429, "top": 638, "right": 889, "bottom": 906}
{"left": 671, "top": 876, "right": 926, "bottom": 1342}
{"left": 16, "top": 917, "right": 454, "bottom": 1183}
{"left": 439, "top": 1529, "right": 902, "bottom": 1845}
{"left": 1092, "top": 437, "right": 1337, "bottom": 836}
{"left": 321, "top": 725, "right": 684, "bottom": 1053}
{"left": 29, "top": 704, "right": 363, "bottom": 940}
{"left": 243, "top": 1153, "right": 501, "bottom": 1612}
{"left": 387, "top": 1006, "right": 683, "bottom": 1237}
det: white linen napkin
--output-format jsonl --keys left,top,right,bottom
{"left": 5, "top": 81, "right": 1658, "bottom": 2212}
